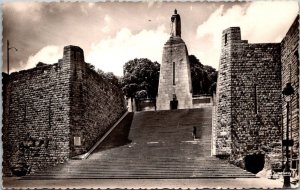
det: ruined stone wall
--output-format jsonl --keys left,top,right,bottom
{"left": 3, "top": 45, "right": 126, "bottom": 175}
{"left": 69, "top": 51, "right": 126, "bottom": 156}
{"left": 3, "top": 57, "right": 72, "bottom": 174}
{"left": 215, "top": 27, "right": 282, "bottom": 170}
{"left": 281, "top": 16, "right": 299, "bottom": 161}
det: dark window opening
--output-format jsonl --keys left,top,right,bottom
{"left": 225, "top": 34, "right": 228, "bottom": 45}
{"left": 291, "top": 160, "right": 298, "bottom": 169}
{"left": 193, "top": 126, "right": 197, "bottom": 139}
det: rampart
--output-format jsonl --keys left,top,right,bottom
{"left": 214, "top": 28, "right": 283, "bottom": 170}
{"left": 3, "top": 45, "right": 126, "bottom": 175}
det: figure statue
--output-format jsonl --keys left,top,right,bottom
{"left": 170, "top": 9, "right": 181, "bottom": 37}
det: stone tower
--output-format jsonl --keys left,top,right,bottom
{"left": 214, "top": 26, "right": 283, "bottom": 171}
{"left": 156, "top": 10, "right": 193, "bottom": 110}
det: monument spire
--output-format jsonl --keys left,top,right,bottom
{"left": 171, "top": 9, "right": 181, "bottom": 37}
{"left": 157, "top": 10, "right": 192, "bottom": 110}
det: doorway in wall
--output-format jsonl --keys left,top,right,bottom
{"left": 244, "top": 154, "right": 265, "bottom": 174}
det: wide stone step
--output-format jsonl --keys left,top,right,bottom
{"left": 31, "top": 174, "right": 254, "bottom": 178}
{"left": 41, "top": 170, "right": 254, "bottom": 175}
{"left": 33, "top": 167, "right": 253, "bottom": 172}
{"left": 25, "top": 174, "right": 256, "bottom": 179}
{"left": 24, "top": 108, "right": 257, "bottom": 180}
{"left": 66, "top": 164, "right": 229, "bottom": 168}
{"left": 53, "top": 160, "right": 238, "bottom": 164}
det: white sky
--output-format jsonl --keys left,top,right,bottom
{"left": 2, "top": 1, "right": 299, "bottom": 76}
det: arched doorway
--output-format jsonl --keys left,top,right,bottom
{"left": 244, "top": 154, "right": 265, "bottom": 174}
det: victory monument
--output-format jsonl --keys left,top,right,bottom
{"left": 156, "top": 10, "right": 193, "bottom": 110}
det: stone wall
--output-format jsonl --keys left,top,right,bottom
{"left": 2, "top": 73, "right": 11, "bottom": 175}
{"left": 3, "top": 58, "right": 72, "bottom": 174}
{"left": 68, "top": 48, "right": 126, "bottom": 156}
{"left": 214, "top": 27, "right": 239, "bottom": 155}
{"left": 230, "top": 41, "right": 282, "bottom": 169}
{"left": 192, "top": 96, "right": 212, "bottom": 108}
{"left": 281, "top": 15, "right": 299, "bottom": 164}
{"left": 3, "top": 45, "right": 126, "bottom": 175}
{"left": 134, "top": 98, "right": 156, "bottom": 112}
{"left": 215, "top": 27, "right": 283, "bottom": 170}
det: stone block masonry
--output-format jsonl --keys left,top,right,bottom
{"left": 3, "top": 56, "right": 72, "bottom": 175}
{"left": 215, "top": 27, "right": 283, "bottom": 171}
{"left": 3, "top": 45, "right": 126, "bottom": 175}
{"left": 281, "top": 16, "right": 299, "bottom": 163}
{"left": 67, "top": 46, "right": 126, "bottom": 156}
{"left": 213, "top": 27, "right": 239, "bottom": 156}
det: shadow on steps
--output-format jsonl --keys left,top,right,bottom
{"left": 91, "top": 112, "right": 134, "bottom": 154}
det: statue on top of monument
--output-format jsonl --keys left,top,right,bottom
{"left": 170, "top": 9, "right": 181, "bottom": 37}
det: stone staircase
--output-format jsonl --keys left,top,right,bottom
{"left": 24, "top": 108, "right": 256, "bottom": 179}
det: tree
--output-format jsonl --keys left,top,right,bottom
{"left": 104, "top": 72, "right": 120, "bottom": 87}
{"left": 87, "top": 63, "right": 95, "bottom": 70}
{"left": 121, "top": 58, "right": 160, "bottom": 110}
{"left": 208, "top": 82, "right": 217, "bottom": 95}
{"left": 96, "top": 69, "right": 121, "bottom": 87}
{"left": 189, "top": 55, "right": 218, "bottom": 95}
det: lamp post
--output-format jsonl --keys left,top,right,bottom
{"left": 7, "top": 40, "right": 18, "bottom": 75}
{"left": 282, "top": 82, "right": 294, "bottom": 188}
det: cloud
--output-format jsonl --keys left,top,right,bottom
{"left": 24, "top": 45, "right": 62, "bottom": 70}
{"left": 86, "top": 25, "right": 169, "bottom": 76}
{"left": 5, "top": 1, "right": 297, "bottom": 75}
{"left": 195, "top": 1, "right": 298, "bottom": 69}
{"left": 147, "top": 0, "right": 163, "bottom": 8}
{"left": 101, "top": 14, "right": 112, "bottom": 33}
{"left": 20, "top": 25, "right": 169, "bottom": 76}
{"left": 5, "top": 2, "right": 43, "bottom": 22}
{"left": 9, "top": 2, "right": 42, "bottom": 13}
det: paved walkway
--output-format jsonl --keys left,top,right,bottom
{"left": 3, "top": 177, "right": 298, "bottom": 189}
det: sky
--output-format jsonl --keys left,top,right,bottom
{"left": 2, "top": 1, "right": 299, "bottom": 76}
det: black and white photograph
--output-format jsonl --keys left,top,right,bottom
{"left": 1, "top": 0, "right": 299, "bottom": 189}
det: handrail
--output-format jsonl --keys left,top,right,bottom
{"left": 72, "top": 111, "right": 130, "bottom": 160}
